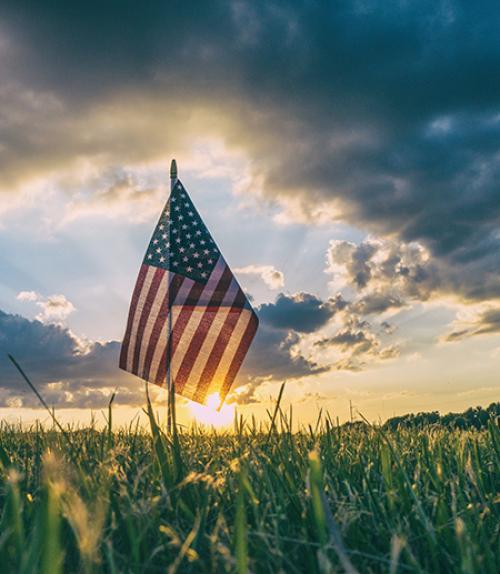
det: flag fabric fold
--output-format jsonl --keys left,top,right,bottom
{"left": 119, "top": 178, "right": 258, "bottom": 405}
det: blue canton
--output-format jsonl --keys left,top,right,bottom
{"left": 144, "top": 180, "right": 220, "bottom": 284}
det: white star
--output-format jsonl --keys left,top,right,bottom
{"left": 186, "top": 266, "right": 193, "bottom": 272}
{"left": 201, "top": 272, "right": 207, "bottom": 278}
{"left": 188, "top": 211, "right": 193, "bottom": 217}
{"left": 197, "top": 262, "right": 203, "bottom": 268}
{"left": 179, "top": 247, "right": 185, "bottom": 253}
{"left": 159, "top": 256, "right": 165, "bottom": 263}
{"left": 203, "top": 249, "right": 209, "bottom": 255}
{"left": 186, "top": 233, "right": 192, "bottom": 239}
{"left": 174, "top": 206, "right": 180, "bottom": 211}
{"left": 200, "top": 240, "right": 205, "bottom": 245}
{"left": 193, "top": 252, "right": 199, "bottom": 258}
{"left": 183, "top": 256, "right": 188, "bottom": 262}
{"left": 184, "top": 202, "right": 189, "bottom": 207}
{"left": 156, "top": 248, "right": 161, "bottom": 253}
{"left": 182, "top": 224, "right": 188, "bottom": 229}
{"left": 173, "top": 261, "right": 179, "bottom": 266}
{"left": 159, "top": 224, "right": 164, "bottom": 230}
{"left": 193, "top": 221, "right": 198, "bottom": 226}
{"left": 208, "top": 259, "right": 213, "bottom": 264}
{"left": 189, "top": 242, "right": 195, "bottom": 248}
{"left": 178, "top": 215, "right": 184, "bottom": 220}
{"left": 172, "top": 229, "right": 177, "bottom": 234}
{"left": 153, "top": 239, "right": 159, "bottom": 244}
{"left": 162, "top": 233, "right": 167, "bottom": 239}
{"left": 175, "top": 237, "right": 181, "bottom": 243}
{"left": 147, "top": 254, "right": 153, "bottom": 259}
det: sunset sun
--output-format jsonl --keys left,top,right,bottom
{"left": 188, "top": 393, "right": 235, "bottom": 428}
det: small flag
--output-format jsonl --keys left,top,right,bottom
{"left": 119, "top": 176, "right": 258, "bottom": 405}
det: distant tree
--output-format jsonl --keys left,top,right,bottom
{"left": 383, "top": 402, "right": 499, "bottom": 431}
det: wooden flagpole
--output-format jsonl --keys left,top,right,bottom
{"left": 167, "top": 158, "right": 178, "bottom": 433}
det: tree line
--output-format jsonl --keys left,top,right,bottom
{"left": 383, "top": 402, "right": 499, "bottom": 430}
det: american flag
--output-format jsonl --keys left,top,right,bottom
{"left": 119, "top": 177, "right": 258, "bottom": 405}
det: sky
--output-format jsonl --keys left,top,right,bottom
{"left": 0, "top": 1, "right": 499, "bottom": 427}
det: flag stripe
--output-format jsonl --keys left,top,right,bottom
{"left": 131, "top": 266, "right": 165, "bottom": 374}
{"left": 205, "top": 309, "right": 253, "bottom": 400}
{"left": 219, "top": 310, "right": 259, "bottom": 402}
{"left": 169, "top": 259, "right": 227, "bottom": 370}
{"left": 148, "top": 274, "right": 192, "bottom": 385}
{"left": 180, "top": 307, "right": 234, "bottom": 400}
{"left": 119, "top": 264, "right": 149, "bottom": 369}
{"left": 144, "top": 274, "right": 186, "bottom": 384}
{"left": 154, "top": 273, "right": 209, "bottom": 386}
{"left": 192, "top": 286, "right": 247, "bottom": 402}
{"left": 125, "top": 266, "right": 157, "bottom": 372}
{"left": 137, "top": 272, "right": 172, "bottom": 377}
{"left": 174, "top": 267, "right": 234, "bottom": 393}
{"left": 181, "top": 278, "right": 243, "bottom": 399}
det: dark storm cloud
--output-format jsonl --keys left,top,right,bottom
{"left": 1, "top": 1, "right": 499, "bottom": 300}
{"left": 238, "top": 292, "right": 337, "bottom": 385}
{"left": 314, "top": 311, "right": 400, "bottom": 371}
{"left": 353, "top": 292, "right": 405, "bottom": 315}
{"left": 258, "top": 292, "right": 346, "bottom": 333}
{"left": 0, "top": 310, "right": 143, "bottom": 408}
{"left": 327, "top": 239, "right": 441, "bottom": 302}
{"left": 316, "top": 329, "right": 373, "bottom": 351}
{"left": 239, "top": 322, "right": 327, "bottom": 382}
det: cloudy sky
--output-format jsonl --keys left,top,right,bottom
{"left": 0, "top": 1, "right": 499, "bottom": 425}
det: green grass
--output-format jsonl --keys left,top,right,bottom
{"left": 0, "top": 410, "right": 498, "bottom": 573}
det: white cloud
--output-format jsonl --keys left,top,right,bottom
{"left": 235, "top": 264, "right": 285, "bottom": 290}
{"left": 17, "top": 290, "right": 39, "bottom": 302}
{"left": 16, "top": 291, "right": 75, "bottom": 323}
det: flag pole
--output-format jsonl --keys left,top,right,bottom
{"left": 167, "top": 158, "right": 178, "bottom": 433}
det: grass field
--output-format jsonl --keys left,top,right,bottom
{"left": 0, "top": 398, "right": 498, "bottom": 573}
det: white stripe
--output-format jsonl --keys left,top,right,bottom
{"left": 180, "top": 285, "right": 240, "bottom": 399}
{"left": 126, "top": 266, "right": 157, "bottom": 372}
{"left": 137, "top": 272, "right": 172, "bottom": 377}
{"left": 148, "top": 276, "right": 195, "bottom": 385}
{"left": 171, "top": 261, "right": 228, "bottom": 381}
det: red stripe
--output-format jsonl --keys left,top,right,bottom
{"left": 218, "top": 312, "right": 259, "bottom": 404}
{"left": 150, "top": 275, "right": 196, "bottom": 386}
{"left": 119, "top": 264, "right": 149, "bottom": 371}
{"left": 155, "top": 278, "right": 207, "bottom": 386}
{"left": 162, "top": 305, "right": 245, "bottom": 312}
{"left": 174, "top": 267, "right": 234, "bottom": 393}
{"left": 143, "top": 274, "right": 184, "bottom": 382}
{"left": 131, "top": 267, "right": 165, "bottom": 374}
{"left": 192, "top": 288, "right": 247, "bottom": 401}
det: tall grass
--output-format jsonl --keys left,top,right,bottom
{"left": 0, "top": 410, "right": 498, "bottom": 573}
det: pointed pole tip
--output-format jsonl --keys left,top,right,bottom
{"left": 170, "top": 158, "right": 178, "bottom": 180}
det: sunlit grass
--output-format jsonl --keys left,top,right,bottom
{"left": 0, "top": 409, "right": 498, "bottom": 573}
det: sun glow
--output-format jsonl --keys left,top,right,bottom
{"left": 188, "top": 393, "right": 235, "bottom": 428}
